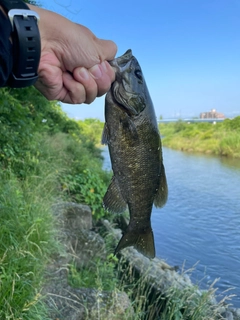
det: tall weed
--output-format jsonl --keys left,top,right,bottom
{"left": 219, "top": 133, "right": 240, "bottom": 158}
{"left": 160, "top": 117, "right": 240, "bottom": 158}
{"left": 0, "top": 172, "right": 59, "bottom": 319}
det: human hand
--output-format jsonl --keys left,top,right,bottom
{"left": 29, "top": 5, "right": 117, "bottom": 104}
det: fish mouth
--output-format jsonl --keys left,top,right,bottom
{"left": 109, "top": 49, "right": 133, "bottom": 71}
{"left": 108, "top": 49, "right": 145, "bottom": 117}
{"left": 109, "top": 50, "right": 135, "bottom": 85}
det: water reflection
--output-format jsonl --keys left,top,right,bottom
{"left": 220, "top": 156, "right": 240, "bottom": 171}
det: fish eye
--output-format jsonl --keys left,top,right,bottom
{"left": 135, "top": 70, "right": 143, "bottom": 81}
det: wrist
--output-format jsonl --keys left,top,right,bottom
{"left": 0, "top": 0, "right": 41, "bottom": 87}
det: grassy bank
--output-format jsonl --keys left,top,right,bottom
{"left": 0, "top": 86, "right": 110, "bottom": 318}
{"left": 159, "top": 116, "right": 240, "bottom": 158}
{"left": 0, "top": 171, "right": 59, "bottom": 318}
{"left": 0, "top": 132, "right": 110, "bottom": 318}
{"left": 0, "top": 135, "right": 110, "bottom": 318}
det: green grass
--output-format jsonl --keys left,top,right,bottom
{"left": 159, "top": 116, "right": 240, "bottom": 158}
{"left": 0, "top": 130, "right": 110, "bottom": 318}
{"left": 0, "top": 172, "right": 59, "bottom": 319}
{"left": 219, "top": 132, "right": 240, "bottom": 158}
{"left": 68, "top": 255, "right": 119, "bottom": 291}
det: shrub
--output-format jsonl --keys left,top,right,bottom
{"left": 61, "top": 169, "right": 109, "bottom": 220}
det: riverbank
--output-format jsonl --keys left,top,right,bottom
{"left": 159, "top": 116, "right": 240, "bottom": 158}
{"left": 0, "top": 87, "right": 110, "bottom": 318}
{"left": 43, "top": 201, "right": 240, "bottom": 320}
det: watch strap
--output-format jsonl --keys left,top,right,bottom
{"left": 0, "top": 0, "right": 29, "bottom": 10}
{"left": 0, "top": 0, "right": 41, "bottom": 87}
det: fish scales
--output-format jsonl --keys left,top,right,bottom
{"left": 102, "top": 49, "right": 168, "bottom": 259}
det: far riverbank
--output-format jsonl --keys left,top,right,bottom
{"left": 159, "top": 116, "right": 240, "bottom": 158}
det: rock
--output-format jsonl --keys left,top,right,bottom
{"left": 222, "top": 310, "right": 234, "bottom": 320}
{"left": 43, "top": 252, "right": 133, "bottom": 320}
{"left": 43, "top": 203, "right": 132, "bottom": 319}
{"left": 229, "top": 308, "right": 240, "bottom": 320}
{"left": 87, "top": 290, "right": 134, "bottom": 320}
{"left": 45, "top": 284, "right": 133, "bottom": 320}
{"left": 51, "top": 202, "right": 106, "bottom": 267}
{"left": 52, "top": 202, "right": 93, "bottom": 230}
{"left": 69, "top": 229, "right": 106, "bottom": 269}
{"left": 236, "top": 308, "right": 240, "bottom": 317}
{"left": 101, "top": 219, "right": 192, "bottom": 294}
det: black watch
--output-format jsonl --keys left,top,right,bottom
{"left": 0, "top": 0, "right": 41, "bottom": 88}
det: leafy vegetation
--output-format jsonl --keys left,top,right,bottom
{"left": 78, "top": 118, "right": 104, "bottom": 146}
{"left": 159, "top": 116, "right": 240, "bottom": 158}
{"left": 0, "top": 86, "right": 109, "bottom": 318}
{"left": 61, "top": 169, "right": 109, "bottom": 219}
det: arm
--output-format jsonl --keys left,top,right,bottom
{"left": 0, "top": 3, "right": 117, "bottom": 104}
{"left": 28, "top": 4, "right": 117, "bottom": 104}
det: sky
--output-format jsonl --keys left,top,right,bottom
{"left": 38, "top": 0, "right": 240, "bottom": 121}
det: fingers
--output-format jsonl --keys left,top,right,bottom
{"left": 62, "top": 61, "right": 115, "bottom": 104}
{"left": 72, "top": 61, "right": 115, "bottom": 104}
{"left": 89, "top": 61, "right": 115, "bottom": 97}
{"left": 35, "top": 60, "right": 115, "bottom": 104}
{"left": 62, "top": 72, "right": 87, "bottom": 104}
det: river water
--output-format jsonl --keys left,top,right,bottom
{"left": 102, "top": 147, "right": 240, "bottom": 307}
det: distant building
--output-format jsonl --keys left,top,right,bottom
{"left": 200, "top": 109, "right": 225, "bottom": 119}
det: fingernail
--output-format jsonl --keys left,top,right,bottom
{"left": 90, "top": 64, "right": 102, "bottom": 79}
{"left": 78, "top": 67, "right": 89, "bottom": 80}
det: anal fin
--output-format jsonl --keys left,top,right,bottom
{"left": 101, "top": 123, "right": 109, "bottom": 145}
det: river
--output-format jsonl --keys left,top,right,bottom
{"left": 102, "top": 147, "right": 240, "bottom": 307}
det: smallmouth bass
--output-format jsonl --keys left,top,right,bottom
{"left": 102, "top": 50, "right": 168, "bottom": 259}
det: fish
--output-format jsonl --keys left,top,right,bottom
{"left": 102, "top": 49, "right": 168, "bottom": 259}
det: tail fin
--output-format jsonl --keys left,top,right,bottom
{"left": 115, "top": 226, "right": 155, "bottom": 259}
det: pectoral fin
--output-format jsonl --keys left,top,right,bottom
{"left": 154, "top": 163, "right": 168, "bottom": 208}
{"left": 101, "top": 123, "right": 109, "bottom": 145}
{"left": 103, "top": 177, "right": 127, "bottom": 213}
